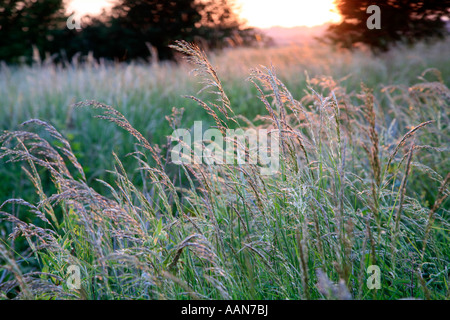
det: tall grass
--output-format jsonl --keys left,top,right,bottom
{"left": 1, "top": 40, "right": 449, "bottom": 204}
{"left": 0, "top": 40, "right": 449, "bottom": 299}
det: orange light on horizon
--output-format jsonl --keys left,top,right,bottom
{"left": 236, "top": 0, "right": 341, "bottom": 28}
{"left": 67, "top": 0, "right": 341, "bottom": 28}
{"left": 67, "top": 0, "right": 115, "bottom": 16}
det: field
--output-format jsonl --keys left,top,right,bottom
{"left": 0, "top": 39, "right": 449, "bottom": 300}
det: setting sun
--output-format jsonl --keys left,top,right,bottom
{"left": 67, "top": 0, "right": 341, "bottom": 28}
{"left": 237, "top": 0, "right": 341, "bottom": 28}
{"left": 67, "top": 0, "right": 114, "bottom": 16}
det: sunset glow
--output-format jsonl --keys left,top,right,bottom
{"left": 68, "top": 0, "right": 341, "bottom": 28}
{"left": 67, "top": 0, "right": 115, "bottom": 16}
{"left": 237, "top": 0, "right": 341, "bottom": 28}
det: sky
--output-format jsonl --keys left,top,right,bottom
{"left": 67, "top": 0, "right": 341, "bottom": 29}
{"left": 237, "top": 0, "right": 341, "bottom": 28}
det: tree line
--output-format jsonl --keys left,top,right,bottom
{"left": 0, "top": 0, "right": 448, "bottom": 64}
{"left": 326, "top": 0, "right": 450, "bottom": 52}
{"left": 0, "top": 0, "right": 265, "bottom": 63}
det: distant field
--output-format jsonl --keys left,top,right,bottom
{"left": 0, "top": 40, "right": 449, "bottom": 300}
{"left": 1, "top": 40, "right": 449, "bottom": 202}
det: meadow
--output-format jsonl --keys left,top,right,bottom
{"left": 0, "top": 39, "right": 449, "bottom": 299}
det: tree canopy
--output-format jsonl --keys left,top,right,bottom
{"left": 0, "top": 0, "right": 263, "bottom": 63}
{"left": 327, "top": 0, "right": 450, "bottom": 52}
{"left": 0, "top": 0, "right": 66, "bottom": 63}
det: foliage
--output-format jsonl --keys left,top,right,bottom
{"left": 0, "top": 41, "right": 449, "bottom": 300}
{"left": 102, "top": 0, "right": 260, "bottom": 60}
{"left": 0, "top": 0, "right": 67, "bottom": 63}
{"left": 327, "top": 0, "right": 450, "bottom": 52}
{"left": 0, "top": 0, "right": 263, "bottom": 63}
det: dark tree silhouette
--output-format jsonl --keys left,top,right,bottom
{"left": 327, "top": 0, "right": 450, "bottom": 52}
{"left": 108, "top": 0, "right": 202, "bottom": 60}
{"left": 105, "top": 0, "right": 257, "bottom": 61}
{"left": 0, "top": 0, "right": 264, "bottom": 64}
{"left": 0, "top": 0, "right": 67, "bottom": 63}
